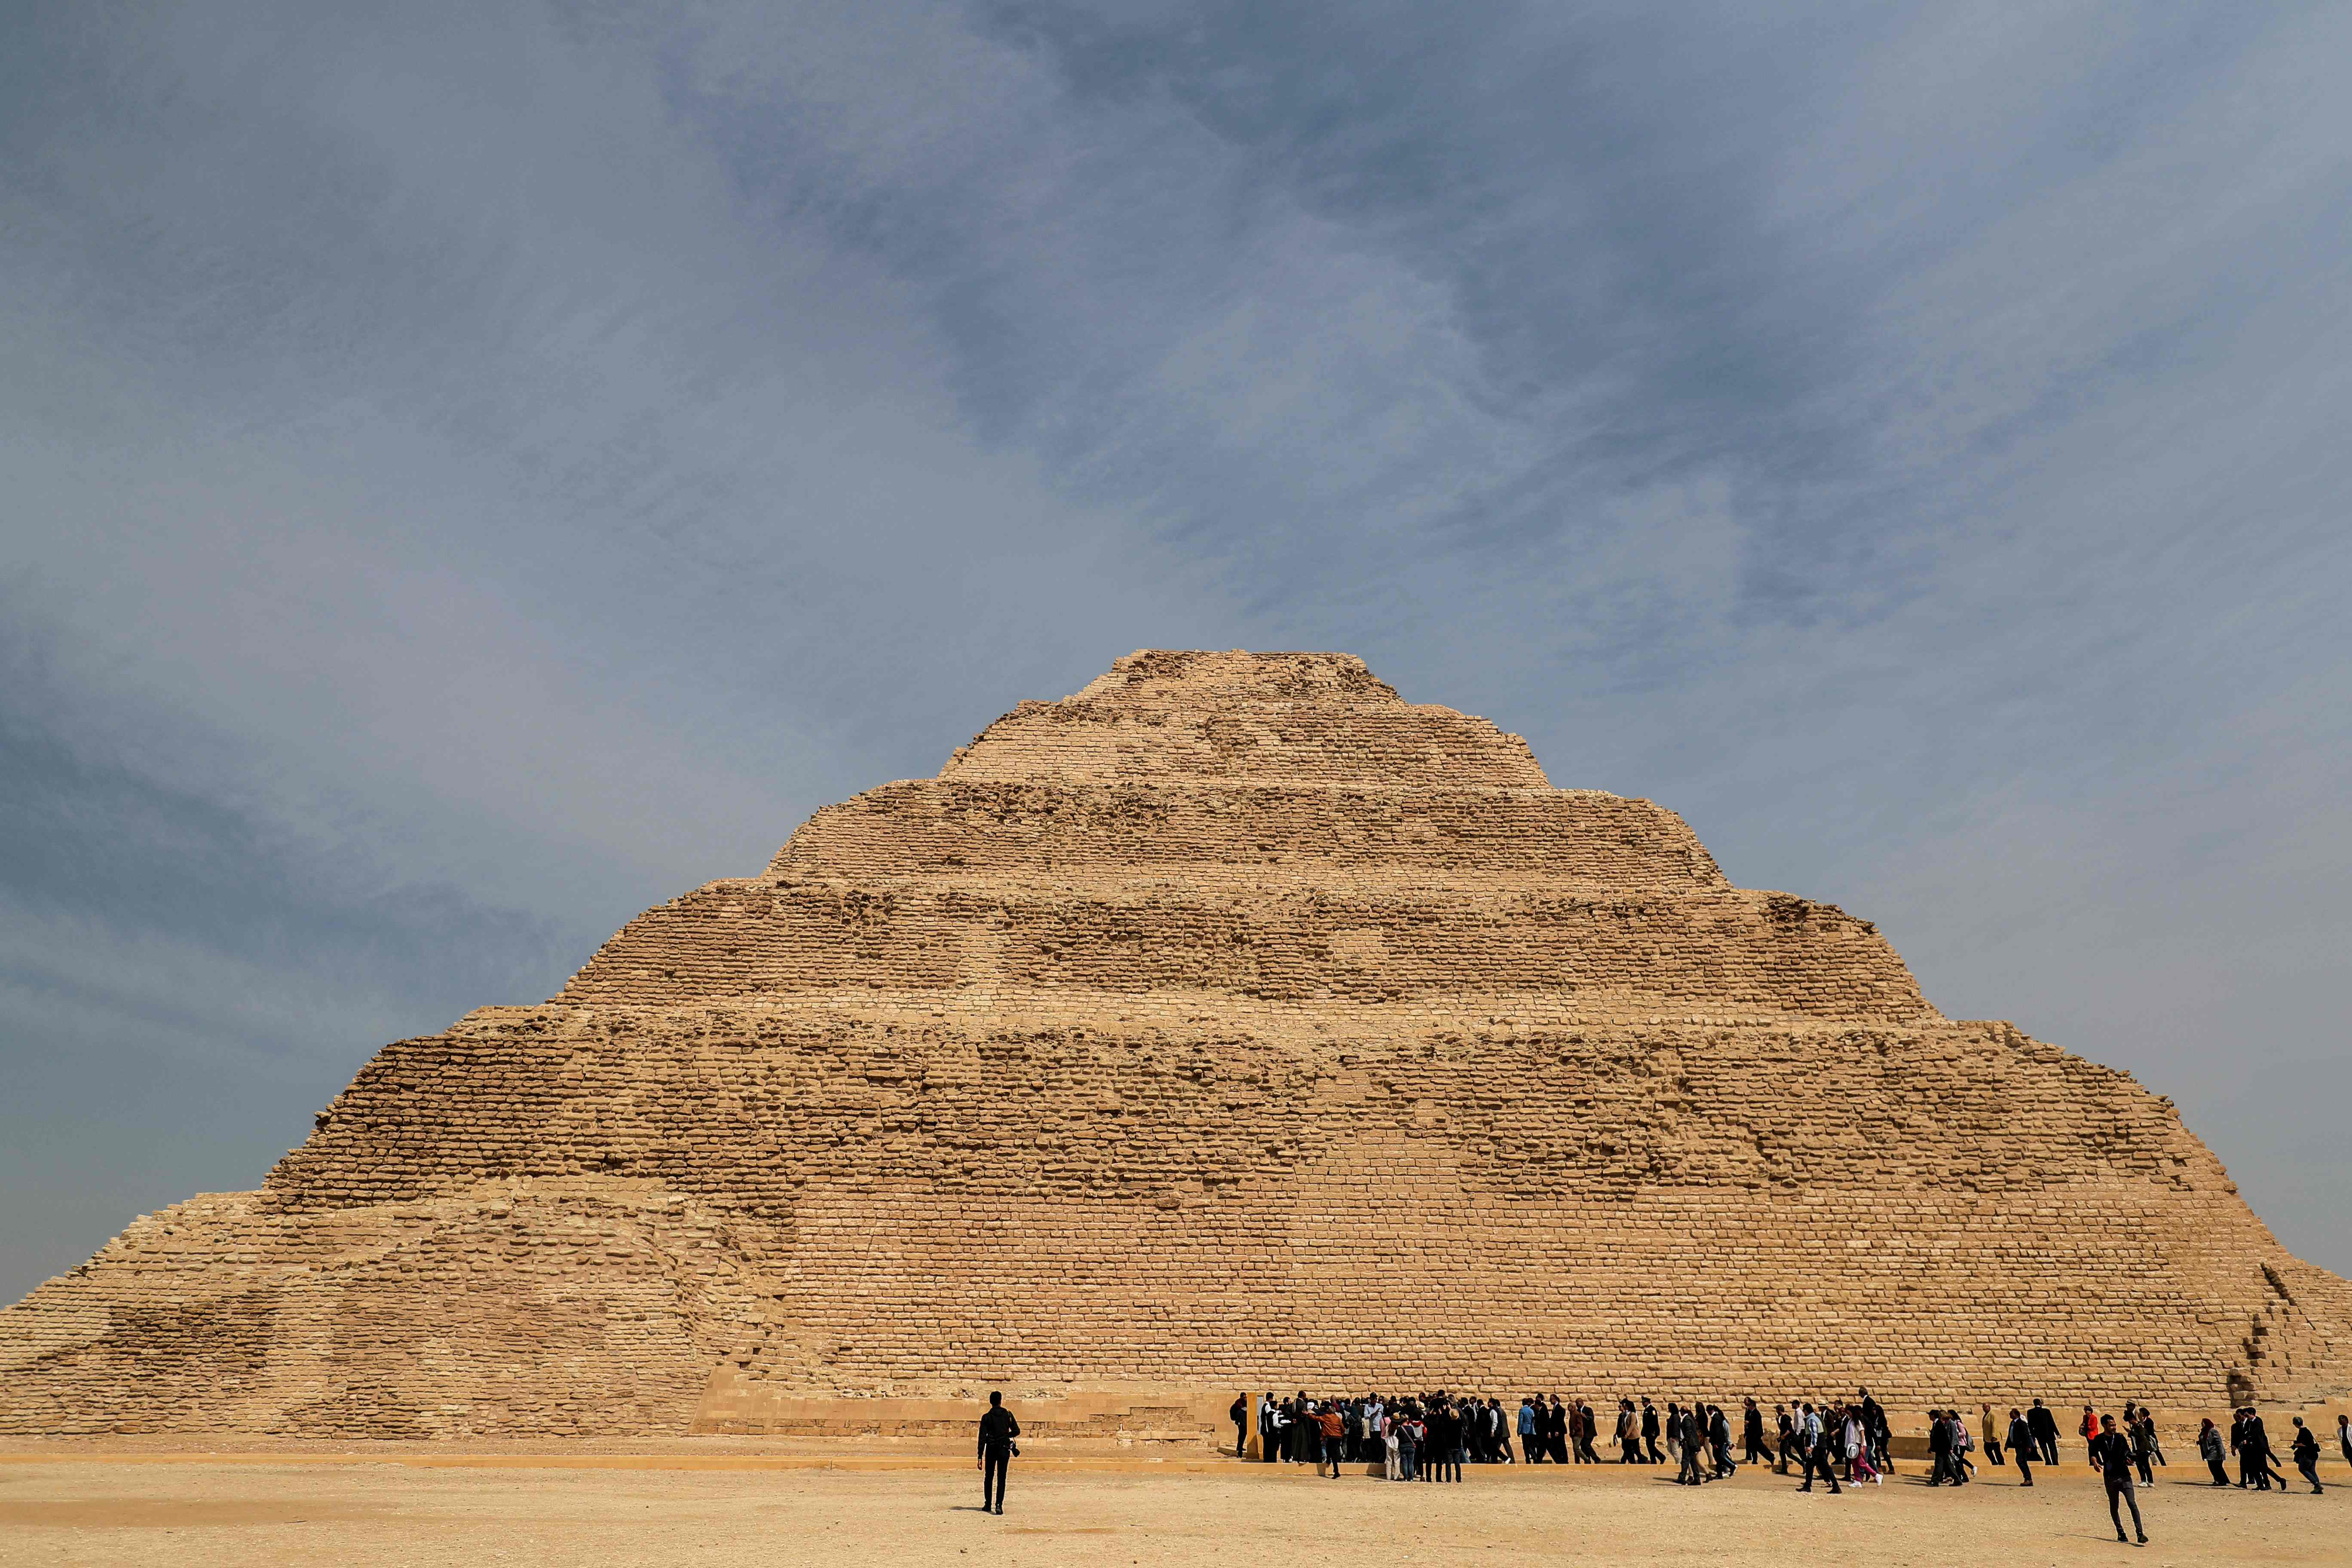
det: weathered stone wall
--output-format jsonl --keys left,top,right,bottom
{"left": 4, "top": 649, "right": 2346, "bottom": 1436}
{"left": 556, "top": 883, "right": 1927, "bottom": 1020}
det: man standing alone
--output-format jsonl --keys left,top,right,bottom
{"left": 978, "top": 1392, "right": 1019, "bottom": 1516}
{"left": 2090, "top": 1414, "right": 2147, "bottom": 1545}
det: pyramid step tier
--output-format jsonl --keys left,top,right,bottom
{"left": 555, "top": 882, "right": 1934, "bottom": 1021}
{"left": 944, "top": 701, "right": 1550, "bottom": 787}
{"left": 771, "top": 781, "right": 1725, "bottom": 888}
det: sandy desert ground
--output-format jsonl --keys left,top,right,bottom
{"left": 0, "top": 1447, "right": 2344, "bottom": 1568}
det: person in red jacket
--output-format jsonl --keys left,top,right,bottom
{"left": 2080, "top": 1404, "right": 2099, "bottom": 1464}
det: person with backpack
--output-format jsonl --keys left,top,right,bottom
{"left": 2135, "top": 1406, "right": 2167, "bottom": 1472}
{"left": 2290, "top": 1418, "right": 2325, "bottom": 1494}
{"left": 1230, "top": 1393, "right": 1248, "bottom": 1458}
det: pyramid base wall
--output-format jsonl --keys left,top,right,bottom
{"left": 8, "top": 1006, "right": 2351, "bottom": 1439}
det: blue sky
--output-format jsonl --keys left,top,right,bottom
{"left": 4, "top": 0, "right": 2349, "bottom": 1302}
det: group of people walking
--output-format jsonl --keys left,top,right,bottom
{"left": 2199, "top": 1406, "right": 2335, "bottom": 1495}
{"left": 1236, "top": 1388, "right": 1904, "bottom": 1485}
{"left": 1220, "top": 1387, "right": 2348, "bottom": 1544}
{"left": 973, "top": 1390, "right": 2345, "bottom": 1527}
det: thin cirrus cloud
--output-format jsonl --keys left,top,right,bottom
{"left": 0, "top": 0, "right": 2346, "bottom": 1304}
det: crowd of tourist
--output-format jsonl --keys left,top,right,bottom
{"left": 1227, "top": 1390, "right": 2346, "bottom": 1541}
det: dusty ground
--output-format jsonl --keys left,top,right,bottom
{"left": 0, "top": 1450, "right": 2343, "bottom": 1568}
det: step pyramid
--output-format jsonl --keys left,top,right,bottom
{"left": 5, "top": 650, "right": 2346, "bottom": 1437}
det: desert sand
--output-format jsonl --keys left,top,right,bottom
{"left": 0, "top": 1447, "right": 2343, "bottom": 1568}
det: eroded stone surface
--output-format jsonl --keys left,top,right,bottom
{"left": 4, "top": 650, "right": 2346, "bottom": 1436}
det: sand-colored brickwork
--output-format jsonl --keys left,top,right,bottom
{"left": 4, "top": 649, "right": 2347, "bottom": 1437}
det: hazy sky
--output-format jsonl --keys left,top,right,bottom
{"left": 4, "top": 0, "right": 2348, "bottom": 1304}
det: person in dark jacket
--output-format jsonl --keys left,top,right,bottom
{"left": 2128, "top": 1405, "right": 2155, "bottom": 1485}
{"left": 2290, "top": 1418, "right": 2324, "bottom": 1494}
{"left": 978, "top": 1392, "right": 1020, "bottom": 1515}
{"left": 2027, "top": 1399, "right": 2061, "bottom": 1466}
{"left": 2006, "top": 1408, "right": 2036, "bottom": 1486}
{"left": 1709, "top": 1404, "right": 1735, "bottom": 1479}
{"left": 2244, "top": 1409, "right": 2289, "bottom": 1491}
{"left": 1674, "top": 1405, "right": 1704, "bottom": 1485}
{"left": 1856, "top": 1389, "right": 1887, "bottom": 1469}
{"left": 1742, "top": 1399, "right": 1769, "bottom": 1465}
{"left": 1230, "top": 1394, "right": 1248, "bottom": 1458}
{"left": 2090, "top": 1415, "right": 2147, "bottom": 1545}
{"left": 1926, "top": 1409, "right": 1954, "bottom": 1485}
{"left": 1642, "top": 1399, "right": 1663, "bottom": 1463}
{"left": 1433, "top": 1402, "right": 1464, "bottom": 1483}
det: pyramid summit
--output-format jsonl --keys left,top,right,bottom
{"left": 5, "top": 649, "right": 2346, "bottom": 1438}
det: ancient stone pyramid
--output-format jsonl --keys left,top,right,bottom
{"left": 6, "top": 650, "right": 2346, "bottom": 1437}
